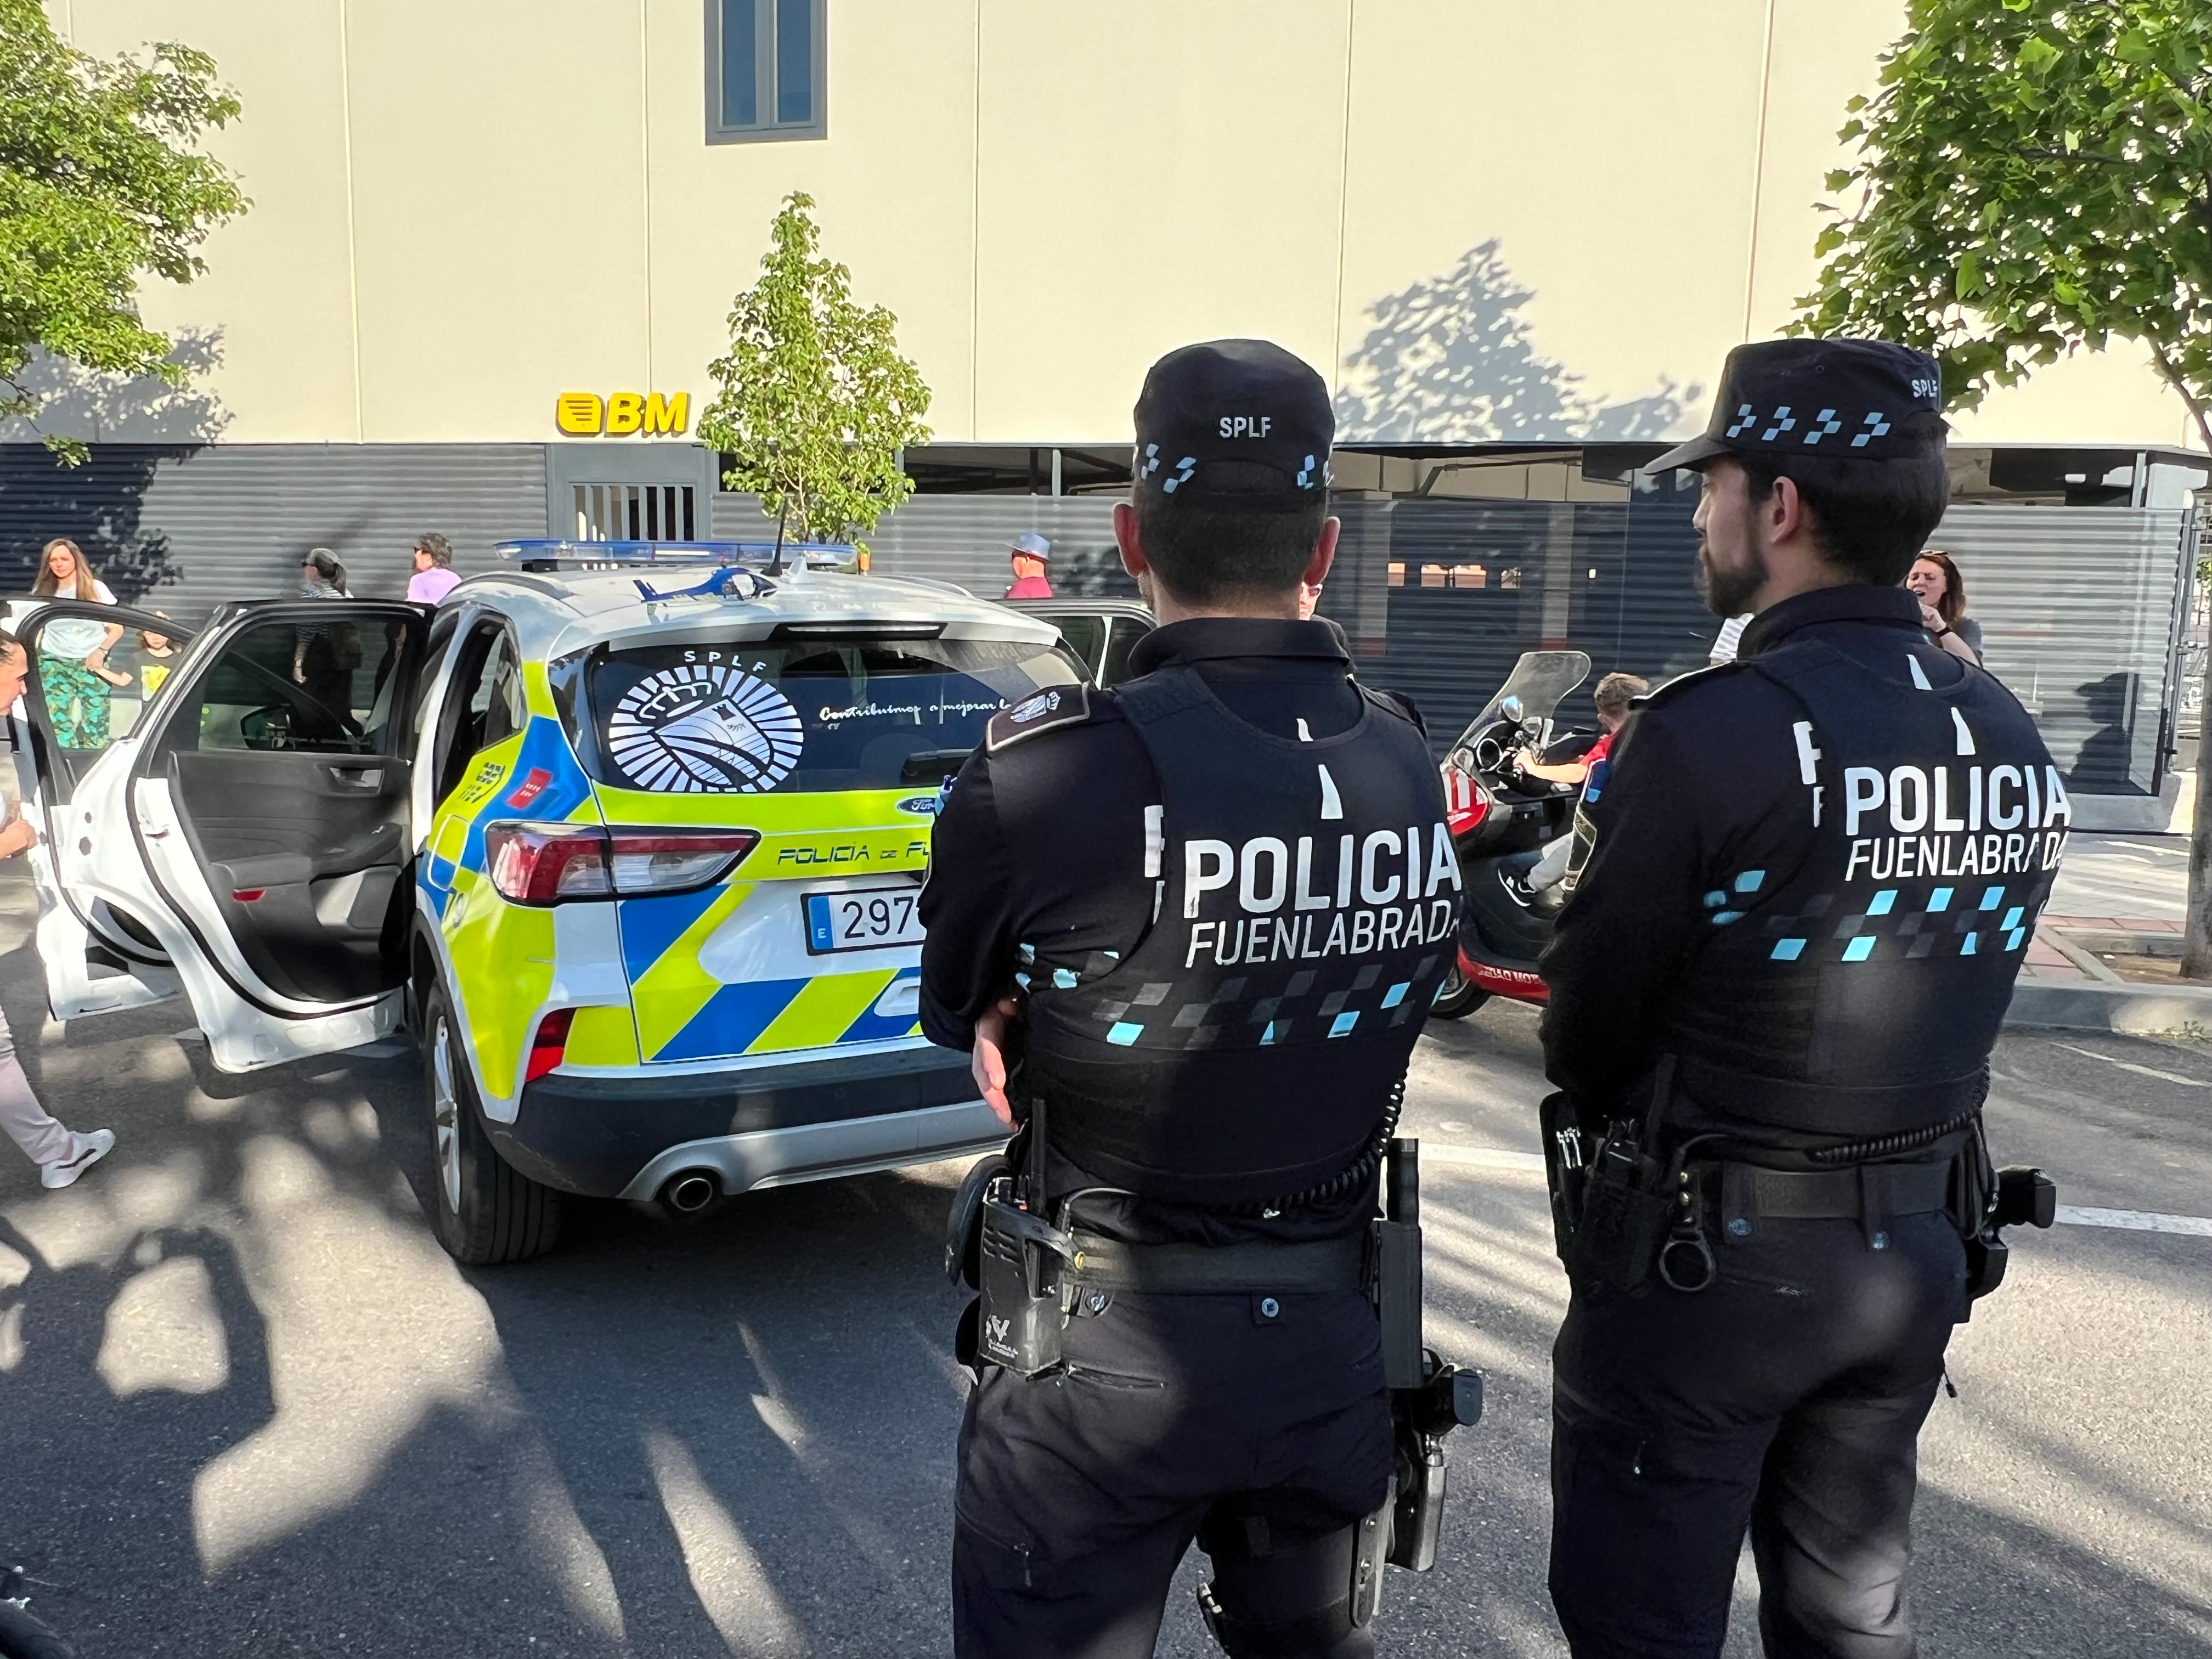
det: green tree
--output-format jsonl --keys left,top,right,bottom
{"left": 1795, "top": 0, "right": 2212, "bottom": 448}
{"left": 0, "top": 0, "right": 248, "bottom": 462}
{"left": 697, "top": 192, "right": 932, "bottom": 563}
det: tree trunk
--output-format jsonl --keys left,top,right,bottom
{"left": 2184, "top": 586, "right": 2212, "bottom": 979}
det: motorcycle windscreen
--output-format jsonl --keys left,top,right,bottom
{"left": 1446, "top": 650, "right": 1594, "bottom": 751}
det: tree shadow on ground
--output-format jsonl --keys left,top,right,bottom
{"left": 2, "top": 883, "right": 2207, "bottom": 1656}
{"left": 1334, "top": 240, "right": 1699, "bottom": 446}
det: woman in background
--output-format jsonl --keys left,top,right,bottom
{"left": 1908, "top": 549, "right": 1980, "bottom": 665}
{"left": 407, "top": 532, "right": 461, "bottom": 605}
{"left": 30, "top": 539, "right": 124, "bottom": 748}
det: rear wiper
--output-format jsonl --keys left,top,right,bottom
{"left": 901, "top": 747, "right": 973, "bottom": 786}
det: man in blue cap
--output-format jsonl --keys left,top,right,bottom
{"left": 1537, "top": 339, "right": 2067, "bottom": 1657}
{"left": 924, "top": 340, "right": 1464, "bottom": 1656}
{"left": 1003, "top": 531, "right": 1054, "bottom": 599}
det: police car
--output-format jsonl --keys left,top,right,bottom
{"left": 8, "top": 544, "right": 1079, "bottom": 1262}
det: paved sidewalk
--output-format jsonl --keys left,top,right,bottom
{"left": 2022, "top": 833, "right": 2187, "bottom": 985}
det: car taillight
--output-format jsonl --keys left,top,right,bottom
{"left": 526, "top": 1007, "right": 574, "bottom": 1082}
{"left": 486, "top": 823, "right": 612, "bottom": 904}
{"left": 606, "top": 829, "right": 760, "bottom": 895}
{"left": 484, "top": 822, "right": 759, "bottom": 905}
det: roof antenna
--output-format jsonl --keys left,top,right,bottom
{"left": 766, "top": 502, "right": 789, "bottom": 578}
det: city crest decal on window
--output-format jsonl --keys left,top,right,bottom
{"left": 606, "top": 664, "right": 804, "bottom": 793}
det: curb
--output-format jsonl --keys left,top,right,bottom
{"left": 2005, "top": 978, "right": 2212, "bottom": 1035}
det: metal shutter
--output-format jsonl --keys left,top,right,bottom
{"left": 0, "top": 443, "right": 548, "bottom": 624}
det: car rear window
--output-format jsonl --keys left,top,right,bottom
{"left": 560, "top": 635, "right": 1082, "bottom": 794}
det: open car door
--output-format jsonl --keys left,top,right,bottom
{"left": 9, "top": 599, "right": 192, "bottom": 1020}
{"left": 15, "top": 598, "right": 428, "bottom": 1073}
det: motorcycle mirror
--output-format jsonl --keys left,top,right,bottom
{"left": 1498, "top": 695, "right": 1524, "bottom": 723}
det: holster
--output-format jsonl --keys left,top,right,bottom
{"left": 1538, "top": 1091, "right": 1586, "bottom": 1261}
{"left": 969, "top": 1101, "right": 1075, "bottom": 1376}
{"left": 1560, "top": 1058, "right": 1684, "bottom": 1296}
{"left": 1955, "top": 1116, "right": 2058, "bottom": 1311}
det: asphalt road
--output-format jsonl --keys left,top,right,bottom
{"left": 2, "top": 866, "right": 2208, "bottom": 1658}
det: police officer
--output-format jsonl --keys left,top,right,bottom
{"left": 921, "top": 339, "right": 1463, "bottom": 1658}
{"left": 1539, "top": 339, "right": 2068, "bottom": 1657}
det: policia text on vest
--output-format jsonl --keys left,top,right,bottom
{"left": 1837, "top": 759, "right": 2069, "bottom": 884}
{"left": 920, "top": 340, "right": 1476, "bottom": 1658}
{"left": 1181, "top": 823, "right": 1464, "bottom": 970}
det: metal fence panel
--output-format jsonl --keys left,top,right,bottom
{"left": 713, "top": 491, "right": 1129, "bottom": 597}
{"left": 1929, "top": 506, "right": 2188, "bottom": 795}
{"left": 3, "top": 447, "right": 2184, "bottom": 795}
{"left": 0, "top": 443, "right": 548, "bottom": 623}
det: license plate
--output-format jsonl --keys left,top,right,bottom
{"left": 804, "top": 886, "right": 926, "bottom": 953}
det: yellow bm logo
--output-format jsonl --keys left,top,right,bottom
{"left": 555, "top": 391, "right": 690, "bottom": 437}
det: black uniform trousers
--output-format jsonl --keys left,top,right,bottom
{"left": 953, "top": 1286, "right": 1391, "bottom": 1659}
{"left": 1549, "top": 1210, "right": 1968, "bottom": 1659}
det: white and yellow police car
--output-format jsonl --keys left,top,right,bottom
{"left": 9, "top": 544, "right": 1077, "bottom": 1262}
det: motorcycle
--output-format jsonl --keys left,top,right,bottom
{"left": 1429, "top": 650, "right": 1594, "bottom": 1019}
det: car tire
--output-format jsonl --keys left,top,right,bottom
{"left": 422, "top": 981, "right": 562, "bottom": 1265}
{"left": 1430, "top": 960, "right": 1489, "bottom": 1020}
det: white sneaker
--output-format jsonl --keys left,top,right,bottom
{"left": 40, "top": 1128, "right": 115, "bottom": 1189}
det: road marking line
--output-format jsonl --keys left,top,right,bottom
{"left": 2058, "top": 1205, "right": 2212, "bottom": 1238}
{"left": 2050, "top": 1041, "right": 2209, "bottom": 1088}
{"left": 1424, "top": 1144, "right": 1545, "bottom": 1173}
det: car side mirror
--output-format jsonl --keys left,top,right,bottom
{"left": 240, "top": 706, "right": 294, "bottom": 752}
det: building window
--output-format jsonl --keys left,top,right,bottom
{"left": 573, "top": 483, "right": 697, "bottom": 541}
{"left": 709, "top": 0, "right": 826, "bottom": 143}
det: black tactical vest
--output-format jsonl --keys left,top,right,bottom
{"left": 1018, "top": 665, "right": 1461, "bottom": 1205}
{"left": 1665, "top": 635, "right": 2067, "bottom": 1139}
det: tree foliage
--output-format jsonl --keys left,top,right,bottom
{"left": 697, "top": 193, "right": 932, "bottom": 557}
{"left": 1796, "top": 0, "right": 2212, "bottom": 449}
{"left": 0, "top": 0, "right": 247, "bottom": 461}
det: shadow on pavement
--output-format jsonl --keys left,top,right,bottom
{"left": 1, "top": 919, "right": 2207, "bottom": 1655}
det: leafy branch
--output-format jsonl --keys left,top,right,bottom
{"left": 0, "top": 0, "right": 248, "bottom": 462}
{"left": 695, "top": 193, "right": 932, "bottom": 561}
{"left": 1793, "top": 0, "right": 2212, "bottom": 453}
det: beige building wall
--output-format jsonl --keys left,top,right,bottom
{"left": 37, "top": 0, "right": 2203, "bottom": 452}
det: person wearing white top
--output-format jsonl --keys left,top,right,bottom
{"left": 30, "top": 538, "right": 125, "bottom": 749}
{"left": 0, "top": 634, "right": 116, "bottom": 1188}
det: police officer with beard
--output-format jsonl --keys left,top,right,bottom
{"left": 1539, "top": 340, "right": 2067, "bottom": 1658}
{"left": 921, "top": 339, "right": 1463, "bottom": 1658}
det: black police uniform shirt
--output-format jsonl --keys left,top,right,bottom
{"left": 919, "top": 616, "right": 1450, "bottom": 1247}
{"left": 1539, "top": 584, "right": 2067, "bottom": 1152}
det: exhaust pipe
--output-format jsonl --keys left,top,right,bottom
{"left": 660, "top": 1170, "right": 720, "bottom": 1216}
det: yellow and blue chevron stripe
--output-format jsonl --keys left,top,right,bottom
{"left": 616, "top": 878, "right": 924, "bottom": 1062}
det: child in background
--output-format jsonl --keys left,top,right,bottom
{"left": 138, "top": 618, "right": 178, "bottom": 699}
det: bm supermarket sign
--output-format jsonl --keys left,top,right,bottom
{"left": 556, "top": 391, "right": 690, "bottom": 437}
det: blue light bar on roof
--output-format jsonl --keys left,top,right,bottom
{"left": 492, "top": 539, "right": 854, "bottom": 566}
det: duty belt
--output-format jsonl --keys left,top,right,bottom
{"left": 1064, "top": 1230, "right": 1369, "bottom": 1294}
{"left": 1702, "top": 1158, "right": 1953, "bottom": 1229}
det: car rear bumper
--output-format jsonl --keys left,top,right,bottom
{"left": 489, "top": 1043, "right": 1002, "bottom": 1199}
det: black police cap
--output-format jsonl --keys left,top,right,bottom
{"left": 1132, "top": 339, "right": 1334, "bottom": 513}
{"left": 1647, "top": 338, "right": 1946, "bottom": 474}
